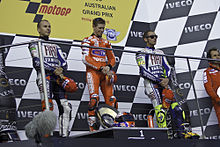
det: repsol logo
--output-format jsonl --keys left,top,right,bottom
{"left": 114, "top": 85, "right": 136, "bottom": 92}
{"left": 17, "top": 111, "right": 40, "bottom": 118}
{"left": 39, "top": 5, "right": 71, "bottom": 16}
{"left": 133, "top": 114, "right": 147, "bottom": 121}
{"left": 8, "top": 78, "right": 27, "bottom": 86}
{"left": 76, "top": 82, "right": 85, "bottom": 90}
{"left": 190, "top": 108, "right": 211, "bottom": 117}
{"left": 184, "top": 23, "right": 212, "bottom": 33}
{"left": 130, "top": 31, "right": 144, "bottom": 38}
{"left": 179, "top": 82, "right": 191, "bottom": 89}
{"left": 166, "top": 0, "right": 193, "bottom": 9}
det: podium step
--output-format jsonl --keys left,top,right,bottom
{"left": 72, "top": 127, "right": 168, "bottom": 139}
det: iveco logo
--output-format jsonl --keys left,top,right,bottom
{"left": 77, "top": 113, "right": 88, "bottom": 120}
{"left": 62, "top": 52, "right": 67, "bottom": 59}
{"left": 8, "top": 79, "right": 27, "bottom": 86}
{"left": 115, "top": 56, "right": 120, "bottom": 63}
{"left": 165, "top": 0, "right": 193, "bottom": 9}
{"left": 206, "top": 135, "right": 220, "bottom": 140}
{"left": 179, "top": 82, "right": 191, "bottom": 89}
{"left": 17, "top": 111, "right": 40, "bottom": 118}
{"left": 184, "top": 23, "right": 212, "bottom": 33}
{"left": 114, "top": 85, "right": 136, "bottom": 92}
{"left": 133, "top": 114, "right": 147, "bottom": 121}
{"left": 190, "top": 108, "right": 211, "bottom": 117}
{"left": 76, "top": 82, "right": 85, "bottom": 90}
{"left": 130, "top": 31, "right": 144, "bottom": 38}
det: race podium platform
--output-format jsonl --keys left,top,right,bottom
{"left": 72, "top": 127, "right": 168, "bottom": 139}
{"left": 1, "top": 128, "right": 220, "bottom": 147}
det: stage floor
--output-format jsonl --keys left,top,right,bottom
{"left": 1, "top": 127, "right": 220, "bottom": 147}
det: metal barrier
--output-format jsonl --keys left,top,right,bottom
{"left": 0, "top": 39, "right": 219, "bottom": 139}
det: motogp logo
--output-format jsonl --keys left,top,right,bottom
{"left": 104, "top": 28, "right": 120, "bottom": 41}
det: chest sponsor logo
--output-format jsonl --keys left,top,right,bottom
{"left": 92, "top": 49, "right": 106, "bottom": 56}
{"left": 150, "top": 55, "right": 162, "bottom": 65}
{"left": 92, "top": 57, "right": 106, "bottom": 62}
{"left": 44, "top": 45, "right": 57, "bottom": 57}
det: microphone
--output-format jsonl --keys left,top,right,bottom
{"left": 25, "top": 110, "right": 57, "bottom": 140}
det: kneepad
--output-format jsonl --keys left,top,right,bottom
{"left": 170, "top": 102, "right": 186, "bottom": 138}
{"left": 87, "top": 116, "right": 100, "bottom": 131}
{"left": 106, "top": 96, "right": 118, "bottom": 109}
{"left": 155, "top": 104, "right": 167, "bottom": 128}
{"left": 88, "top": 94, "right": 99, "bottom": 111}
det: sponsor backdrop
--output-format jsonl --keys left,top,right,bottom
{"left": 0, "top": 0, "right": 220, "bottom": 140}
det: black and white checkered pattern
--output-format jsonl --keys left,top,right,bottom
{"left": 1, "top": 0, "right": 220, "bottom": 140}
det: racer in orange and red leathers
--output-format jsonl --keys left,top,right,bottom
{"left": 81, "top": 17, "right": 118, "bottom": 131}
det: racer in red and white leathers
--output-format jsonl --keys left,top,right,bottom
{"left": 81, "top": 34, "right": 118, "bottom": 131}
{"left": 204, "top": 63, "right": 220, "bottom": 127}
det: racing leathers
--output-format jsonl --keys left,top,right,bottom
{"left": 203, "top": 63, "right": 220, "bottom": 127}
{"left": 29, "top": 37, "right": 77, "bottom": 137}
{"left": 81, "top": 34, "right": 118, "bottom": 131}
{"left": 136, "top": 47, "right": 189, "bottom": 138}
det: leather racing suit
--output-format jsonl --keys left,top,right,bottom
{"left": 204, "top": 63, "right": 220, "bottom": 127}
{"left": 136, "top": 47, "right": 188, "bottom": 138}
{"left": 29, "top": 37, "right": 77, "bottom": 137}
{"left": 81, "top": 34, "right": 118, "bottom": 131}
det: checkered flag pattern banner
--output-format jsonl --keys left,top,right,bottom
{"left": 1, "top": 0, "right": 220, "bottom": 140}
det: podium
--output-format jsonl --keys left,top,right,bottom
{"left": 72, "top": 127, "right": 168, "bottom": 139}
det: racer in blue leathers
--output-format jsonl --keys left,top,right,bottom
{"left": 29, "top": 20, "right": 77, "bottom": 137}
{"left": 136, "top": 30, "right": 199, "bottom": 139}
